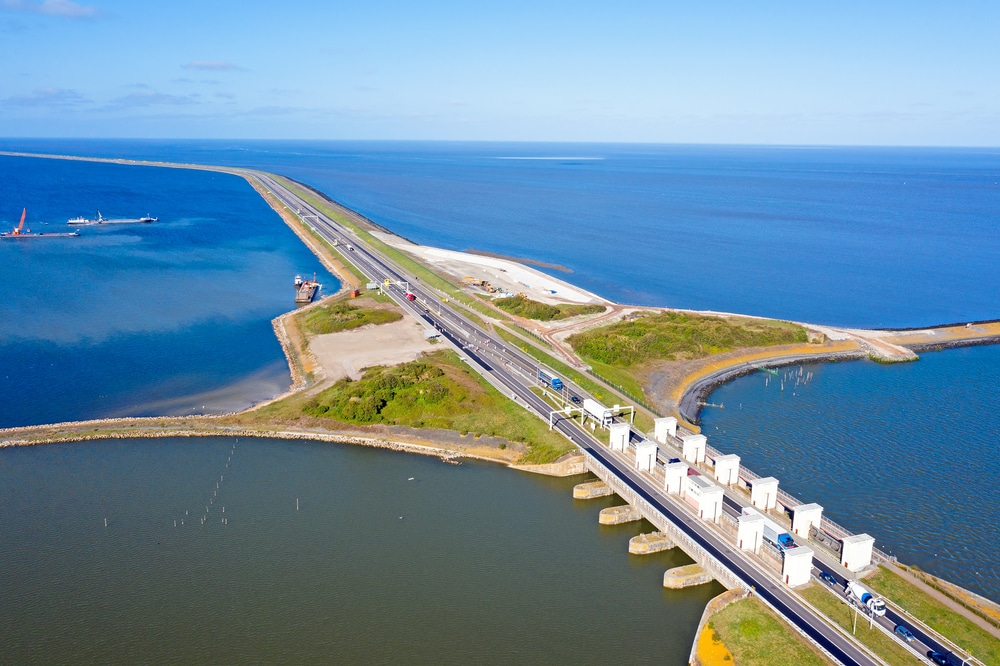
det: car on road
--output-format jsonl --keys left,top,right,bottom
{"left": 819, "top": 571, "right": 837, "bottom": 587}
{"left": 928, "top": 651, "right": 951, "bottom": 665}
{"left": 893, "top": 624, "right": 915, "bottom": 642}
{"left": 570, "top": 395, "right": 581, "bottom": 404}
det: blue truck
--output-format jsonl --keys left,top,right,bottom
{"left": 538, "top": 370, "right": 563, "bottom": 391}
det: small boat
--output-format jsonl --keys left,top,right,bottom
{"left": 295, "top": 273, "right": 322, "bottom": 303}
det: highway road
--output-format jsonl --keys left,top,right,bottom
{"left": 250, "top": 172, "right": 965, "bottom": 666}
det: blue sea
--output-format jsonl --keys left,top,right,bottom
{"left": 0, "top": 154, "right": 336, "bottom": 427}
{"left": 4, "top": 139, "right": 998, "bottom": 327}
{"left": 1, "top": 140, "right": 998, "bottom": 606}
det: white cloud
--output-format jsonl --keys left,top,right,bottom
{"left": 0, "top": 0, "right": 97, "bottom": 18}
{"left": 3, "top": 86, "right": 87, "bottom": 106}
{"left": 182, "top": 60, "right": 245, "bottom": 72}
{"left": 106, "top": 91, "right": 199, "bottom": 108}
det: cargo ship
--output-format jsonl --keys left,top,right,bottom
{"left": 2, "top": 208, "right": 80, "bottom": 239}
{"left": 68, "top": 210, "right": 157, "bottom": 225}
{"left": 294, "top": 273, "right": 322, "bottom": 303}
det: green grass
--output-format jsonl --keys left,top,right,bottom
{"left": 709, "top": 597, "right": 832, "bottom": 666}
{"left": 800, "top": 584, "right": 920, "bottom": 664}
{"left": 587, "top": 359, "right": 648, "bottom": 401}
{"left": 567, "top": 311, "right": 809, "bottom": 366}
{"left": 493, "top": 295, "right": 605, "bottom": 321}
{"left": 866, "top": 567, "right": 999, "bottom": 664}
{"left": 299, "top": 301, "right": 403, "bottom": 335}
{"left": 301, "top": 349, "right": 574, "bottom": 463}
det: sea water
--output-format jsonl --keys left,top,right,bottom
{"left": 0, "top": 155, "right": 337, "bottom": 427}
{"left": 4, "top": 140, "right": 998, "bottom": 328}
{"left": 0, "top": 437, "right": 719, "bottom": 665}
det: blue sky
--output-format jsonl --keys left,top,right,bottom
{"left": 1, "top": 0, "right": 998, "bottom": 145}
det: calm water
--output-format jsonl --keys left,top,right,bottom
{"left": 0, "top": 155, "right": 336, "bottom": 427}
{"left": 0, "top": 437, "right": 720, "bottom": 665}
{"left": 4, "top": 139, "right": 999, "bottom": 328}
{"left": 700, "top": 345, "right": 1000, "bottom": 601}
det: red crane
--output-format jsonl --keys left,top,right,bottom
{"left": 13, "top": 208, "right": 26, "bottom": 235}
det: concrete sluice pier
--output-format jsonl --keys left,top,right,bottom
{"left": 663, "top": 564, "right": 714, "bottom": 589}
{"left": 629, "top": 531, "right": 675, "bottom": 555}
{"left": 599, "top": 505, "right": 643, "bottom": 525}
{"left": 573, "top": 480, "right": 615, "bottom": 499}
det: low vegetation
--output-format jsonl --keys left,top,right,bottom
{"left": 568, "top": 311, "right": 809, "bottom": 366}
{"left": 709, "top": 597, "right": 832, "bottom": 666}
{"left": 493, "top": 295, "right": 605, "bottom": 321}
{"left": 867, "top": 567, "right": 1000, "bottom": 664}
{"left": 799, "top": 584, "right": 919, "bottom": 664}
{"left": 301, "top": 350, "right": 574, "bottom": 464}
{"left": 299, "top": 301, "right": 402, "bottom": 335}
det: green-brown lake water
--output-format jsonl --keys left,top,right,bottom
{"left": 0, "top": 437, "right": 721, "bottom": 664}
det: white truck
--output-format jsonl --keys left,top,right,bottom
{"left": 583, "top": 398, "right": 614, "bottom": 427}
{"left": 845, "top": 580, "right": 887, "bottom": 617}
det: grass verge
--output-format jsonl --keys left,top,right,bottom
{"left": 709, "top": 597, "right": 833, "bottom": 665}
{"left": 799, "top": 584, "right": 919, "bottom": 664}
{"left": 867, "top": 567, "right": 999, "bottom": 664}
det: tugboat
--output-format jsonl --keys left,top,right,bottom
{"left": 2, "top": 208, "right": 80, "bottom": 238}
{"left": 294, "top": 273, "right": 322, "bottom": 303}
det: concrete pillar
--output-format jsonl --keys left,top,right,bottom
{"left": 681, "top": 434, "right": 707, "bottom": 464}
{"left": 841, "top": 534, "right": 875, "bottom": 572}
{"left": 713, "top": 453, "right": 741, "bottom": 486}
{"left": 782, "top": 546, "right": 815, "bottom": 587}
{"left": 664, "top": 461, "right": 687, "bottom": 495}
{"left": 653, "top": 416, "right": 678, "bottom": 443}
{"left": 609, "top": 422, "right": 630, "bottom": 452}
{"left": 737, "top": 511, "right": 765, "bottom": 553}
{"left": 634, "top": 440, "right": 658, "bottom": 472}
{"left": 750, "top": 476, "right": 779, "bottom": 511}
{"left": 791, "top": 503, "right": 823, "bottom": 538}
{"left": 698, "top": 485, "right": 725, "bottom": 524}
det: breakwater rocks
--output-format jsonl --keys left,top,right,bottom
{"left": 904, "top": 336, "right": 1000, "bottom": 353}
{"left": 513, "top": 453, "right": 587, "bottom": 477}
{"left": 0, "top": 417, "right": 484, "bottom": 465}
